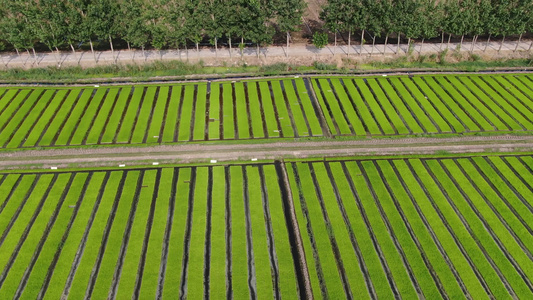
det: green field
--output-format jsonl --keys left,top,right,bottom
{"left": 0, "top": 154, "right": 531, "bottom": 298}
{"left": 0, "top": 73, "right": 532, "bottom": 149}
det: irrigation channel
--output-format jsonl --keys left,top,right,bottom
{"left": 0, "top": 73, "right": 532, "bottom": 149}
{"left": 0, "top": 154, "right": 531, "bottom": 299}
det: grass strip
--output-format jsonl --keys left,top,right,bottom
{"left": 135, "top": 168, "right": 171, "bottom": 298}
{"left": 186, "top": 167, "right": 208, "bottom": 298}
{"left": 20, "top": 173, "right": 88, "bottom": 299}
{"left": 85, "top": 88, "right": 120, "bottom": 145}
{"left": 246, "top": 166, "right": 274, "bottom": 298}
{"left": 394, "top": 160, "right": 488, "bottom": 299}
{"left": 41, "top": 172, "right": 105, "bottom": 299}
{"left": 344, "top": 161, "right": 419, "bottom": 299}
{"left": 161, "top": 167, "right": 191, "bottom": 297}
{"left": 0, "top": 174, "right": 70, "bottom": 297}
{"left": 262, "top": 165, "right": 299, "bottom": 298}
{"left": 209, "top": 166, "right": 226, "bottom": 298}
{"left": 112, "top": 170, "right": 157, "bottom": 299}
{"left": 65, "top": 171, "right": 123, "bottom": 299}
{"left": 230, "top": 166, "right": 249, "bottom": 298}
{"left": 116, "top": 87, "right": 144, "bottom": 143}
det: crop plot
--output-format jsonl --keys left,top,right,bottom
{"left": 0, "top": 164, "right": 299, "bottom": 299}
{"left": 286, "top": 155, "right": 533, "bottom": 299}
{"left": 0, "top": 154, "right": 531, "bottom": 298}
{"left": 312, "top": 74, "right": 533, "bottom": 136}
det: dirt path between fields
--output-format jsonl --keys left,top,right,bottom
{"left": 0, "top": 135, "right": 531, "bottom": 170}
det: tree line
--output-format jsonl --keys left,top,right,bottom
{"left": 321, "top": 0, "right": 533, "bottom": 54}
{"left": 0, "top": 0, "right": 532, "bottom": 64}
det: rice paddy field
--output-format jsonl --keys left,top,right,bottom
{"left": 0, "top": 154, "right": 532, "bottom": 299}
{"left": 0, "top": 73, "right": 532, "bottom": 149}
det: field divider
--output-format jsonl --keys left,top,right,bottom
{"left": 15, "top": 90, "right": 65, "bottom": 148}
{"left": 396, "top": 78, "right": 443, "bottom": 133}
{"left": 241, "top": 166, "right": 258, "bottom": 298}
{"left": 50, "top": 90, "right": 84, "bottom": 146}
{"left": 290, "top": 163, "right": 328, "bottom": 298}
{"left": 127, "top": 87, "right": 148, "bottom": 144}
{"left": 389, "top": 161, "right": 471, "bottom": 297}
{"left": 308, "top": 163, "right": 354, "bottom": 298}
{"left": 203, "top": 84, "right": 212, "bottom": 141}
{"left": 373, "top": 161, "right": 449, "bottom": 298}
{"left": 188, "top": 85, "right": 199, "bottom": 142}
{"left": 112, "top": 87, "right": 136, "bottom": 144}
{"left": 357, "top": 161, "right": 423, "bottom": 297}
{"left": 14, "top": 173, "right": 75, "bottom": 298}
{"left": 363, "top": 80, "right": 399, "bottom": 135}
{"left": 267, "top": 82, "right": 285, "bottom": 138}
{"left": 0, "top": 89, "right": 28, "bottom": 130}
{"left": 499, "top": 158, "right": 533, "bottom": 193}
{"left": 419, "top": 77, "right": 470, "bottom": 132}
{"left": 31, "top": 90, "right": 72, "bottom": 147}
{"left": 60, "top": 171, "right": 111, "bottom": 298}
{"left": 0, "top": 176, "right": 23, "bottom": 216}
{"left": 142, "top": 87, "right": 160, "bottom": 144}
{"left": 465, "top": 77, "right": 525, "bottom": 131}
{"left": 404, "top": 160, "right": 495, "bottom": 297}
{"left": 0, "top": 174, "right": 58, "bottom": 288}
{"left": 106, "top": 171, "right": 146, "bottom": 299}
{"left": 409, "top": 78, "right": 457, "bottom": 133}
{"left": 156, "top": 168, "right": 179, "bottom": 299}
{"left": 178, "top": 167, "right": 197, "bottom": 299}
{"left": 439, "top": 160, "right": 533, "bottom": 292}
{"left": 1, "top": 90, "right": 47, "bottom": 148}
{"left": 324, "top": 163, "right": 377, "bottom": 298}
{"left": 258, "top": 165, "right": 281, "bottom": 299}
{"left": 467, "top": 158, "right": 533, "bottom": 236}
{"left": 82, "top": 171, "right": 128, "bottom": 298}
{"left": 386, "top": 78, "right": 430, "bottom": 133}
{"left": 0, "top": 175, "right": 40, "bottom": 248}
{"left": 202, "top": 167, "right": 214, "bottom": 298}
{"left": 243, "top": 82, "right": 255, "bottom": 139}
{"left": 442, "top": 77, "right": 499, "bottom": 131}
{"left": 279, "top": 81, "right": 300, "bottom": 138}
{"left": 341, "top": 162, "right": 401, "bottom": 298}
{"left": 254, "top": 82, "right": 270, "bottom": 138}
{"left": 37, "top": 172, "right": 93, "bottom": 298}
{"left": 420, "top": 160, "right": 517, "bottom": 297}
{"left": 224, "top": 166, "right": 233, "bottom": 299}
{"left": 290, "top": 80, "right": 314, "bottom": 136}
{"left": 218, "top": 85, "right": 224, "bottom": 140}
{"left": 326, "top": 79, "right": 356, "bottom": 135}
{"left": 481, "top": 77, "right": 533, "bottom": 118}
{"left": 304, "top": 78, "right": 333, "bottom": 138}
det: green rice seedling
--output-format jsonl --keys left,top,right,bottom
{"left": 366, "top": 79, "right": 410, "bottom": 135}
{"left": 282, "top": 80, "right": 310, "bottom": 137}
{"left": 484, "top": 77, "right": 533, "bottom": 125}
{"left": 68, "top": 88, "right": 108, "bottom": 145}
{"left": 0, "top": 175, "right": 20, "bottom": 208}
{"left": 209, "top": 167, "right": 226, "bottom": 298}
{"left": 0, "top": 175, "right": 38, "bottom": 238}
{"left": 97, "top": 87, "right": 131, "bottom": 144}
{"left": 316, "top": 79, "right": 351, "bottom": 135}
{"left": 245, "top": 82, "right": 265, "bottom": 138}
{"left": 145, "top": 86, "right": 170, "bottom": 143}
{"left": 354, "top": 79, "right": 396, "bottom": 135}
{"left": 0, "top": 89, "right": 21, "bottom": 115}
{"left": 230, "top": 166, "right": 249, "bottom": 299}
{"left": 234, "top": 82, "right": 250, "bottom": 139}
{"left": 130, "top": 87, "right": 157, "bottom": 143}
{"left": 328, "top": 79, "right": 367, "bottom": 135}
{"left": 207, "top": 84, "right": 221, "bottom": 140}
{"left": 342, "top": 79, "right": 382, "bottom": 135}
{"left": 499, "top": 77, "right": 533, "bottom": 107}
{"left": 0, "top": 90, "right": 46, "bottom": 146}
{"left": 294, "top": 79, "right": 323, "bottom": 136}
{"left": 258, "top": 82, "right": 280, "bottom": 137}
{"left": 192, "top": 85, "right": 208, "bottom": 141}
{"left": 84, "top": 88, "right": 120, "bottom": 145}
{"left": 270, "top": 81, "right": 295, "bottom": 137}
{"left": 222, "top": 84, "right": 235, "bottom": 140}
{"left": 161, "top": 86, "right": 182, "bottom": 143}
{"left": 116, "top": 87, "right": 145, "bottom": 143}
{"left": 0, "top": 90, "right": 31, "bottom": 129}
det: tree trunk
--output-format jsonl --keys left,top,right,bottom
{"left": 89, "top": 39, "right": 97, "bottom": 63}
{"left": 440, "top": 32, "right": 444, "bottom": 50}
{"left": 460, "top": 34, "right": 464, "bottom": 50}
{"left": 360, "top": 29, "right": 364, "bottom": 55}
{"left": 160, "top": 49, "right": 163, "bottom": 60}
{"left": 419, "top": 38, "right": 424, "bottom": 54}
{"left": 334, "top": 31, "right": 337, "bottom": 56}
{"left": 286, "top": 31, "right": 289, "bottom": 57}
{"left": 241, "top": 37, "right": 244, "bottom": 58}
{"left": 142, "top": 45, "right": 146, "bottom": 62}
{"left": 484, "top": 34, "right": 491, "bottom": 52}
{"left": 229, "top": 37, "right": 232, "bottom": 58}
{"left": 15, "top": 48, "right": 24, "bottom": 66}
{"left": 371, "top": 36, "right": 375, "bottom": 56}
{"left": 397, "top": 32, "right": 401, "bottom": 54}
{"left": 109, "top": 35, "right": 115, "bottom": 63}
{"left": 215, "top": 38, "right": 218, "bottom": 58}
{"left": 27, "top": 49, "right": 33, "bottom": 66}
{"left": 383, "top": 33, "right": 388, "bottom": 55}
{"left": 498, "top": 35, "right": 505, "bottom": 52}
{"left": 70, "top": 43, "right": 77, "bottom": 62}
{"left": 514, "top": 33, "right": 522, "bottom": 52}
{"left": 32, "top": 47, "right": 38, "bottom": 65}
{"left": 127, "top": 42, "right": 134, "bottom": 61}
{"left": 529, "top": 40, "right": 533, "bottom": 51}
{"left": 447, "top": 33, "right": 452, "bottom": 49}
{"left": 347, "top": 30, "right": 351, "bottom": 56}
{"left": 55, "top": 47, "right": 61, "bottom": 66}
{"left": 470, "top": 35, "right": 477, "bottom": 53}
{"left": 407, "top": 38, "right": 411, "bottom": 54}
{"left": 196, "top": 42, "right": 200, "bottom": 57}
{"left": 256, "top": 43, "right": 260, "bottom": 58}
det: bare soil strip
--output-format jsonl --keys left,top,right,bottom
{"left": 0, "top": 136, "right": 531, "bottom": 170}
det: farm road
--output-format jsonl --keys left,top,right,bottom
{"left": 0, "top": 135, "right": 532, "bottom": 169}
{"left": 2, "top": 39, "right": 532, "bottom": 69}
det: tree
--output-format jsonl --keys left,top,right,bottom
{"left": 417, "top": 0, "right": 440, "bottom": 54}
{"left": 87, "top": 0, "right": 120, "bottom": 62}
{"left": 320, "top": 0, "right": 342, "bottom": 55}
{"left": 272, "top": 0, "right": 304, "bottom": 57}
{"left": 120, "top": 0, "right": 151, "bottom": 61}
{"left": 33, "top": 0, "right": 68, "bottom": 65}
{"left": 185, "top": 0, "right": 208, "bottom": 57}
{"left": 1, "top": 0, "right": 38, "bottom": 65}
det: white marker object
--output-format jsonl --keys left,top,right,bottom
{"left": 152, "top": 162, "right": 159, "bottom": 166}
{"left": 251, "top": 158, "right": 258, "bottom": 161}
{"left": 119, "top": 164, "right": 126, "bottom": 167}
{"left": 50, "top": 167, "right": 57, "bottom": 170}
{"left": 210, "top": 160, "right": 217, "bottom": 163}
{"left": 94, "top": 85, "right": 100, "bottom": 87}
